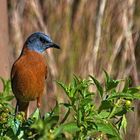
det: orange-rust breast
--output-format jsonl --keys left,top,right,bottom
{"left": 11, "top": 48, "right": 47, "bottom": 102}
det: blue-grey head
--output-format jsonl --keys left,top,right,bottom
{"left": 25, "top": 32, "right": 60, "bottom": 53}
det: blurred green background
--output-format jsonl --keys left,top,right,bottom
{"left": 0, "top": 0, "right": 140, "bottom": 139}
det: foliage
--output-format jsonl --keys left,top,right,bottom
{"left": 0, "top": 72, "right": 140, "bottom": 140}
{"left": 7, "top": 1, "right": 140, "bottom": 139}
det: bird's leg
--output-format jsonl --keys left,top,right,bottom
{"left": 16, "top": 100, "right": 29, "bottom": 119}
{"left": 25, "top": 105, "right": 29, "bottom": 119}
{"left": 37, "top": 97, "right": 41, "bottom": 108}
{"left": 37, "top": 97, "right": 41, "bottom": 118}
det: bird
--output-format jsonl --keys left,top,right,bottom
{"left": 11, "top": 32, "right": 60, "bottom": 119}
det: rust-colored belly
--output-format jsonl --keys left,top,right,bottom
{"left": 11, "top": 50, "right": 47, "bottom": 102}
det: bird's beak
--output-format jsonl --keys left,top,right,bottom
{"left": 47, "top": 42, "right": 60, "bottom": 49}
{"left": 51, "top": 43, "right": 60, "bottom": 49}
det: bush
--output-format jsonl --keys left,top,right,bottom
{"left": 0, "top": 72, "right": 140, "bottom": 140}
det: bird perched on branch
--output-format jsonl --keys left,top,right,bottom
{"left": 11, "top": 32, "right": 60, "bottom": 119}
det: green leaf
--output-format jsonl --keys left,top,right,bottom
{"left": 90, "top": 75, "right": 103, "bottom": 98}
{"left": 96, "top": 122, "right": 121, "bottom": 139}
{"left": 61, "top": 122, "right": 79, "bottom": 133}
{"left": 31, "top": 119, "right": 44, "bottom": 131}
{"left": 104, "top": 70, "right": 119, "bottom": 91}
{"left": 108, "top": 92, "right": 134, "bottom": 100}
{"left": 9, "top": 119, "right": 20, "bottom": 135}
{"left": 77, "top": 109, "right": 82, "bottom": 125}
{"left": 57, "top": 81, "right": 69, "bottom": 95}
{"left": 0, "top": 78, "right": 12, "bottom": 96}
{"left": 60, "top": 103, "right": 72, "bottom": 108}
{"left": 52, "top": 102, "right": 59, "bottom": 114}
{"left": 0, "top": 136, "right": 12, "bottom": 140}
{"left": 80, "top": 98, "right": 92, "bottom": 107}
{"left": 3, "top": 95, "right": 14, "bottom": 101}
{"left": 72, "top": 75, "right": 80, "bottom": 87}
{"left": 133, "top": 93, "right": 140, "bottom": 99}
{"left": 111, "top": 106, "right": 127, "bottom": 117}
{"left": 103, "top": 70, "right": 110, "bottom": 83}
{"left": 4, "top": 80, "right": 12, "bottom": 95}
{"left": 120, "top": 115, "right": 127, "bottom": 133}
{"left": 30, "top": 108, "right": 40, "bottom": 120}
{"left": 98, "top": 100, "right": 113, "bottom": 112}
{"left": 127, "top": 87, "right": 139, "bottom": 94}
{"left": 0, "top": 77, "right": 6, "bottom": 92}
{"left": 54, "top": 122, "right": 79, "bottom": 138}
{"left": 98, "top": 110, "right": 110, "bottom": 119}
{"left": 44, "top": 106, "right": 59, "bottom": 127}
{"left": 107, "top": 80, "right": 119, "bottom": 92}
{"left": 108, "top": 135, "right": 122, "bottom": 140}
{"left": 122, "top": 78, "right": 131, "bottom": 92}
{"left": 60, "top": 108, "right": 70, "bottom": 124}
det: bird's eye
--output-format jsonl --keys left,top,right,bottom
{"left": 39, "top": 37, "right": 46, "bottom": 44}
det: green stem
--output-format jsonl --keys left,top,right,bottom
{"left": 60, "top": 108, "right": 70, "bottom": 124}
{"left": 108, "top": 99, "right": 120, "bottom": 119}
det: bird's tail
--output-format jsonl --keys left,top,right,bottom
{"left": 15, "top": 101, "right": 29, "bottom": 119}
